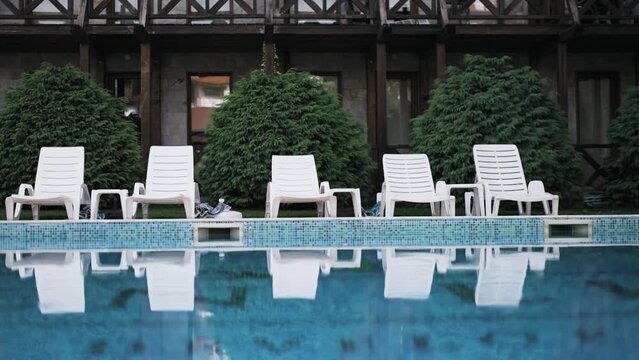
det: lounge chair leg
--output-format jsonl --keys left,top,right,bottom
{"left": 492, "top": 199, "right": 501, "bottom": 216}
{"left": 525, "top": 202, "right": 532, "bottom": 216}
{"left": 270, "top": 199, "right": 281, "bottom": 218}
{"left": 183, "top": 198, "right": 194, "bottom": 219}
{"left": 517, "top": 202, "right": 524, "bottom": 215}
{"left": 142, "top": 204, "right": 149, "bottom": 219}
{"left": 385, "top": 200, "right": 395, "bottom": 217}
{"left": 449, "top": 199, "right": 456, "bottom": 217}
{"left": 64, "top": 201, "right": 75, "bottom": 220}
{"left": 430, "top": 203, "right": 437, "bottom": 216}
{"left": 551, "top": 196, "right": 559, "bottom": 216}
{"left": 542, "top": 200, "right": 550, "bottom": 215}
{"left": 5, "top": 197, "right": 14, "bottom": 221}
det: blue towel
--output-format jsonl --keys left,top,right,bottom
{"left": 196, "top": 201, "right": 232, "bottom": 218}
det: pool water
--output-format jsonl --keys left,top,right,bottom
{"left": 1, "top": 246, "right": 639, "bottom": 359}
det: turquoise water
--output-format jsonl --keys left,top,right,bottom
{"left": 1, "top": 247, "right": 639, "bottom": 359}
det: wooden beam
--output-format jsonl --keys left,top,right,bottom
{"left": 140, "top": 42, "right": 153, "bottom": 163}
{"left": 436, "top": 41, "right": 446, "bottom": 80}
{"left": 263, "top": 41, "right": 275, "bottom": 76}
{"left": 79, "top": 43, "right": 90, "bottom": 73}
{"left": 437, "top": 0, "right": 448, "bottom": 26}
{"left": 418, "top": 54, "right": 430, "bottom": 114}
{"left": 565, "top": 0, "right": 580, "bottom": 24}
{"left": 151, "top": 52, "right": 162, "bottom": 146}
{"left": 366, "top": 51, "right": 377, "bottom": 148}
{"left": 375, "top": 41, "right": 387, "bottom": 161}
{"left": 557, "top": 41, "right": 568, "bottom": 112}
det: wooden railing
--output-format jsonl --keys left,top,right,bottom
{"left": 447, "top": 0, "right": 562, "bottom": 23}
{"left": 386, "top": 0, "right": 438, "bottom": 23}
{"left": 150, "top": 0, "right": 265, "bottom": 22}
{"left": 273, "top": 0, "right": 375, "bottom": 22}
{"left": 4, "top": 0, "right": 639, "bottom": 25}
{"left": 0, "top": 0, "right": 75, "bottom": 20}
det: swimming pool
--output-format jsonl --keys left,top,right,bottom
{"left": 1, "top": 245, "right": 638, "bottom": 359}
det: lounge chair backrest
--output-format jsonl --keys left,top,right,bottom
{"left": 473, "top": 144, "right": 527, "bottom": 195}
{"left": 383, "top": 154, "right": 436, "bottom": 197}
{"left": 145, "top": 146, "right": 194, "bottom": 198}
{"left": 34, "top": 147, "right": 84, "bottom": 198}
{"left": 271, "top": 155, "right": 320, "bottom": 198}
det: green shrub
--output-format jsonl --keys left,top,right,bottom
{"left": 200, "top": 70, "right": 374, "bottom": 207}
{"left": 411, "top": 55, "right": 582, "bottom": 201}
{"left": 605, "top": 86, "right": 639, "bottom": 206}
{"left": 0, "top": 64, "right": 141, "bottom": 196}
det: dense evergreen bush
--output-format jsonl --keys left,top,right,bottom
{"left": 411, "top": 55, "right": 582, "bottom": 201}
{"left": 605, "top": 86, "right": 639, "bottom": 206}
{"left": 200, "top": 70, "right": 374, "bottom": 207}
{"left": 0, "top": 64, "right": 141, "bottom": 196}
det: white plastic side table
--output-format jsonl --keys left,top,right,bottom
{"left": 90, "top": 189, "right": 128, "bottom": 220}
{"left": 90, "top": 189, "right": 129, "bottom": 272}
{"left": 328, "top": 188, "right": 362, "bottom": 218}
{"left": 447, "top": 184, "right": 485, "bottom": 216}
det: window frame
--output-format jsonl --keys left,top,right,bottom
{"left": 385, "top": 72, "right": 419, "bottom": 153}
{"left": 186, "top": 72, "right": 233, "bottom": 147}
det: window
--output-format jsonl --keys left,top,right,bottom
{"left": 188, "top": 75, "right": 231, "bottom": 162}
{"left": 310, "top": 73, "right": 341, "bottom": 95}
{"left": 106, "top": 73, "right": 141, "bottom": 134}
{"left": 386, "top": 74, "right": 417, "bottom": 153}
{"left": 576, "top": 72, "right": 620, "bottom": 185}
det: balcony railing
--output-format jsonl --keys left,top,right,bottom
{"left": 2, "top": 0, "right": 638, "bottom": 26}
{"left": 0, "top": 0, "right": 76, "bottom": 22}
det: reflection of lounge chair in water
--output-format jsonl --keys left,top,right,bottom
{"left": 475, "top": 247, "right": 529, "bottom": 307}
{"left": 267, "top": 249, "right": 333, "bottom": 300}
{"left": 5, "top": 251, "right": 87, "bottom": 314}
{"left": 382, "top": 248, "right": 454, "bottom": 299}
{"left": 126, "top": 250, "right": 198, "bottom": 311}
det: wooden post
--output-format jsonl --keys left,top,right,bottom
{"left": 418, "top": 54, "right": 430, "bottom": 114}
{"left": 375, "top": 42, "right": 387, "bottom": 162}
{"left": 557, "top": 41, "right": 568, "bottom": 112}
{"left": 140, "top": 42, "right": 153, "bottom": 163}
{"left": 79, "top": 43, "right": 90, "bottom": 73}
{"left": 436, "top": 41, "right": 446, "bottom": 80}
{"left": 263, "top": 42, "right": 275, "bottom": 76}
{"left": 634, "top": 51, "right": 639, "bottom": 86}
{"left": 151, "top": 53, "right": 162, "bottom": 146}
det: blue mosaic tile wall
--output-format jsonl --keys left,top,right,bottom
{"left": 0, "top": 221, "right": 192, "bottom": 250}
{"left": 0, "top": 216, "right": 637, "bottom": 251}
{"left": 242, "top": 218, "right": 545, "bottom": 247}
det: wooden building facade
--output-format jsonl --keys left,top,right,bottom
{"left": 1, "top": 0, "right": 639, "bottom": 184}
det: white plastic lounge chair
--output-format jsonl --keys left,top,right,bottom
{"left": 267, "top": 249, "right": 332, "bottom": 299}
{"left": 126, "top": 250, "right": 198, "bottom": 311}
{"left": 473, "top": 144, "right": 559, "bottom": 216}
{"left": 382, "top": 248, "right": 451, "bottom": 299}
{"left": 475, "top": 248, "right": 529, "bottom": 307}
{"left": 496, "top": 246, "right": 560, "bottom": 272}
{"left": 126, "top": 146, "right": 200, "bottom": 219}
{"left": 5, "top": 147, "right": 89, "bottom": 220}
{"left": 381, "top": 154, "right": 455, "bottom": 217}
{"left": 5, "top": 251, "right": 87, "bottom": 314}
{"left": 265, "top": 155, "right": 337, "bottom": 218}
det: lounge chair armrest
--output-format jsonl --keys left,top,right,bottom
{"left": 133, "top": 182, "right": 146, "bottom": 196}
{"left": 319, "top": 181, "right": 331, "bottom": 194}
{"left": 435, "top": 181, "right": 450, "bottom": 196}
{"left": 80, "top": 184, "right": 90, "bottom": 205}
{"left": 527, "top": 180, "right": 546, "bottom": 196}
{"left": 16, "top": 183, "right": 34, "bottom": 196}
{"left": 194, "top": 182, "right": 201, "bottom": 204}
